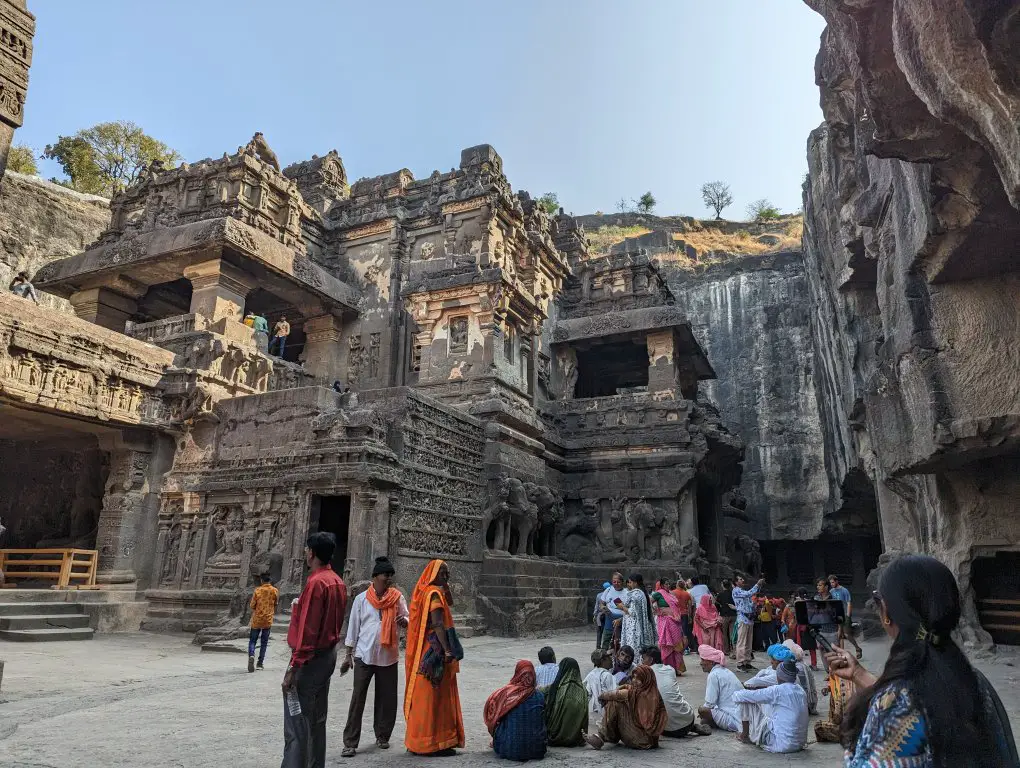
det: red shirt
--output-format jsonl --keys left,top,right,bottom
{"left": 288, "top": 566, "right": 347, "bottom": 668}
{"left": 673, "top": 588, "right": 693, "bottom": 615}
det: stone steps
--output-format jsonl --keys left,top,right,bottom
{"left": 0, "top": 613, "right": 91, "bottom": 630}
{"left": 0, "top": 627, "right": 95, "bottom": 642}
{"left": 0, "top": 601, "right": 81, "bottom": 616}
{"left": 0, "top": 599, "right": 94, "bottom": 641}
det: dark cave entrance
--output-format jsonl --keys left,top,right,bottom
{"left": 308, "top": 494, "right": 351, "bottom": 577}
{"left": 574, "top": 338, "right": 648, "bottom": 398}
{"left": 973, "top": 551, "right": 1020, "bottom": 646}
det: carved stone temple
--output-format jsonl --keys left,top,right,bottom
{"left": 0, "top": 137, "right": 747, "bottom": 634}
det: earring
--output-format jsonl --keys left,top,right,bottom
{"left": 882, "top": 618, "right": 892, "bottom": 626}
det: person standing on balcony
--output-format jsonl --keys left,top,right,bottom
{"left": 270, "top": 315, "right": 290, "bottom": 358}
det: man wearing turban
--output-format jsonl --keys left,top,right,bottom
{"left": 732, "top": 660, "right": 808, "bottom": 753}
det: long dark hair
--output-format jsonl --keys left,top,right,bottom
{"left": 841, "top": 555, "right": 988, "bottom": 765}
{"left": 627, "top": 572, "right": 654, "bottom": 624}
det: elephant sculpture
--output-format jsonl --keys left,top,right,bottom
{"left": 483, "top": 475, "right": 539, "bottom": 556}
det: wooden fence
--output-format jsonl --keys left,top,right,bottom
{"left": 0, "top": 548, "right": 99, "bottom": 589}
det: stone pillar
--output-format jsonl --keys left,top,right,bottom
{"left": 302, "top": 313, "right": 344, "bottom": 380}
{"left": 184, "top": 259, "right": 256, "bottom": 323}
{"left": 678, "top": 484, "right": 697, "bottom": 544}
{"left": 646, "top": 330, "right": 678, "bottom": 393}
{"left": 346, "top": 489, "right": 379, "bottom": 583}
{"left": 0, "top": 1, "right": 34, "bottom": 179}
{"left": 96, "top": 443, "right": 154, "bottom": 586}
{"left": 69, "top": 287, "right": 139, "bottom": 332}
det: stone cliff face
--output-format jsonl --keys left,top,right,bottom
{"left": 0, "top": 171, "right": 110, "bottom": 296}
{"left": 668, "top": 253, "right": 831, "bottom": 542}
{"left": 802, "top": 0, "right": 1020, "bottom": 646}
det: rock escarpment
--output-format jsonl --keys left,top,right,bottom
{"left": 802, "top": 0, "right": 1020, "bottom": 645}
{"left": 0, "top": 171, "right": 110, "bottom": 296}
{"left": 667, "top": 253, "right": 830, "bottom": 541}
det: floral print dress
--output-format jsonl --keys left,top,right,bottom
{"left": 620, "top": 588, "right": 656, "bottom": 656}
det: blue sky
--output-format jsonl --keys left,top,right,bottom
{"left": 19, "top": 1, "right": 825, "bottom": 220}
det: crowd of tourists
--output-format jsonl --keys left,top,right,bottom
{"left": 265, "top": 533, "right": 1017, "bottom": 767}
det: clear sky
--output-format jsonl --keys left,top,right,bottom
{"left": 19, "top": 1, "right": 826, "bottom": 220}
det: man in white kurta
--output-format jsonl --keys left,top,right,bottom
{"left": 583, "top": 648, "right": 616, "bottom": 729}
{"left": 732, "top": 660, "right": 808, "bottom": 753}
{"left": 696, "top": 645, "right": 743, "bottom": 732}
{"left": 641, "top": 648, "right": 702, "bottom": 737}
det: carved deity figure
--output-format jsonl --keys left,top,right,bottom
{"left": 735, "top": 534, "right": 763, "bottom": 577}
{"left": 557, "top": 348, "right": 578, "bottom": 400}
{"left": 207, "top": 507, "right": 245, "bottom": 568}
{"left": 161, "top": 524, "right": 181, "bottom": 585}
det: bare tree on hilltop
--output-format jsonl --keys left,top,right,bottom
{"left": 43, "top": 120, "right": 181, "bottom": 197}
{"left": 701, "top": 181, "right": 733, "bottom": 219}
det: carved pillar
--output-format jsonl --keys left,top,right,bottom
{"left": 96, "top": 444, "right": 153, "bottom": 586}
{"left": 346, "top": 489, "right": 379, "bottom": 583}
{"left": 69, "top": 287, "right": 139, "bottom": 332}
{"left": 182, "top": 493, "right": 205, "bottom": 588}
{"left": 646, "top": 330, "right": 678, "bottom": 393}
{"left": 302, "top": 313, "right": 344, "bottom": 380}
{"left": 678, "top": 485, "right": 697, "bottom": 546}
{"left": 0, "top": 1, "right": 34, "bottom": 179}
{"left": 184, "top": 258, "right": 257, "bottom": 323}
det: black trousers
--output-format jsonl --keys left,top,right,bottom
{"left": 343, "top": 658, "right": 399, "bottom": 748}
{"left": 281, "top": 646, "right": 337, "bottom": 768}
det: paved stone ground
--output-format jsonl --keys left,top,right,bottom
{"left": 0, "top": 629, "right": 1017, "bottom": 768}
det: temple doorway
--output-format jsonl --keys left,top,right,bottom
{"left": 972, "top": 551, "right": 1020, "bottom": 646}
{"left": 309, "top": 494, "right": 350, "bottom": 576}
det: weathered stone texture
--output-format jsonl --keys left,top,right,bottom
{"left": 803, "top": 0, "right": 1020, "bottom": 645}
{"left": 0, "top": 171, "right": 110, "bottom": 306}
{"left": 667, "top": 253, "right": 831, "bottom": 541}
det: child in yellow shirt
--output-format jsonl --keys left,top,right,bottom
{"left": 248, "top": 574, "right": 279, "bottom": 672}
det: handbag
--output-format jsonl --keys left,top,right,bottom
{"left": 446, "top": 626, "right": 465, "bottom": 661}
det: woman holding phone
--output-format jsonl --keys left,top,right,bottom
{"left": 615, "top": 573, "right": 656, "bottom": 658}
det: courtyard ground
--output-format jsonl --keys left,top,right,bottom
{"left": 0, "top": 629, "right": 1017, "bottom": 768}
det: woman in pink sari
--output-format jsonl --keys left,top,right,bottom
{"left": 693, "top": 593, "right": 724, "bottom": 651}
{"left": 651, "top": 578, "right": 686, "bottom": 674}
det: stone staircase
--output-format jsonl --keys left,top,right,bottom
{"left": 0, "top": 600, "right": 94, "bottom": 641}
{"left": 978, "top": 597, "right": 1020, "bottom": 646}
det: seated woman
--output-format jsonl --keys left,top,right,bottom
{"left": 544, "top": 657, "right": 588, "bottom": 747}
{"left": 484, "top": 660, "right": 547, "bottom": 762}
{"left": 584, "top": 665, "right": 667, "bottom": 751}
{"left": 612, "top": 645, "right": 636, "bottom": 685}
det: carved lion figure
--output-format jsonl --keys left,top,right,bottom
{"left": 524, "top": 482, "right": 563, "bottom": 557}
{"left": 246, "top": 132, "right": 281, "bottom": 171}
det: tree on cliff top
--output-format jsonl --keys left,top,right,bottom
{"left": 7, "top": 144, "right": 38, "bottom": 175}
{"left": 701, "top": 181, "right": 733, "bottom": 219}
{"left": 636, "top": 191, "right": 656, "bottom": 214}
{"left": 537, "top": 192, "right": 560, "bottom": 216}
{"left": 746, "top": 198, "right": 781, "bottom": 222}
{"left": 43, "top": 120, "right": 181, "bottom": 196}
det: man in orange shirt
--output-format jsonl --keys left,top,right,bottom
{"left": 249, "top": 573, "right": 279, "bottom": 672}
{"left": 282, "top": 532, "right": 348, "bottom": 768}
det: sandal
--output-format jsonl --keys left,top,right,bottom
{"left": 341, "top": 747, "right": 356, "bottom": 758}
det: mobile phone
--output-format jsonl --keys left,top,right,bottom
{"left": 613, "top": 598, "right": 625, "bottom": 607}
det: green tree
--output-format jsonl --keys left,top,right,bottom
{"left": 701, "top": 181, "right": 733, "bottom": 219}
{"left": 43, "top": 120, "right": 181, "bottom": 196}
{"left": 537, "top": 192, "right": 559, "bottom": 215}
{"left": 746, "top": 198, "right": 781, "bottom": 222}
{"left": 636, "top": 191, "right": 656, "bottom": 214}
{"left": 7, "top": 143, "right": 38, "bottom": 175}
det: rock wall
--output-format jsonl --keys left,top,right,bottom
{"left": 0, "top": 171, "right": 110, "bottom": 304}
{"left": 802, "top": 0, "right": 1020, "bottom": 646}
{"left": 667, "top": 252, "right": 831, "bottom": 541}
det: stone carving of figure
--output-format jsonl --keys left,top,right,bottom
{"left": 524, "top": 483, "right": 563, "bottom": 558}
{"left": 556, "top": 499, "right": 602, "bottom": 563}
{"left": 207, "top": 507, "right": 245, "bottom": 568}
{"left": 347, "top": 335, "right": 364, "bottom": 387}
{"left": 630, "top": 497, "right": 660, "bottom": 561}
{"left": 161, "top": 524, "right": 181, "bottom": 585}
{"left": 506, "top": 478, "right": 539, "bottom": 556}
{"left": 180, "top": 528, "right": 196, "bottom": 585}
{"left": 483, "top": 475, "right": 513, "bottom": 553}
{"left": 245, "top": 132, "right": 281, "bottom": 171}
{"left": 557, "top": 348, "right": 578, "bottom": 400}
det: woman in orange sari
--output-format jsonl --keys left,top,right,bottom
{"left": 404, "top": 559, "right": 466, "bottom": 756}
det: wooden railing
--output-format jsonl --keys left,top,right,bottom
{"left": 0, "top": 549, "right": 99, "bottom": 589}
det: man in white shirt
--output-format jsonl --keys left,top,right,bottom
{"left": 641, "top": 648, "right": 709, "bottom": 737}
{"left": 696, "top": 645, "right": 743, "bottom": 732}
{"left": 688, "top": 576, "right": 711, "bottom": 604}
{"left": 339, "top": 557, "right": 409, "bottom": 758}
{"left": 535, "top": 646, "right": 560, "bottom": 687}
{"left": 583, "top": 648, "right": 616, "bottom": 729}
{"left": 595, "top": 572, "right": 627, "bottom": 650}
{"left": 732, "top": 660, "right": 808, "bottom": 754}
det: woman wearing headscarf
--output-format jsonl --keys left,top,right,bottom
{"left": 694, "top": 593, "right": 724, "bottom": 651}
{"left": 403, "top": 560, "right": 465, "bottom": 756}
{"left": 651, "top": 578, "right": 686, "bottom": 674}
{"left": 544, "top": 657, "right": 588, "bottom": 747}
{"left": 484, "top": 660, "right": 546, "bottom": 762}
{"left": 782, "top": 639, "right": 818, "bottom": 715}
{"left": 584, "top": 665, "right": 667, "bottom": 750}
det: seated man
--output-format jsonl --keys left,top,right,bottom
{"left": 744, "top": 643, "right": 795, "bottom": 689}
{"left": 732, "top": 660, "right": 808, "bottom": 754}
{"left": 583, "top": 649, "right": 616, "bottom": 730}
{"left": 535, "top": 646, "right": 559, "bottom": 688}
{"left": 696, "top": 645, "right": 743, "bottom": 733}
{"left": 640, "top": 647, "right": 709, "bottom": 738}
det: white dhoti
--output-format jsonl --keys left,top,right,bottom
{"left": 740, "top": 700, "right": 775, "bottom": 749}
{"left": 710, "top": 706, "right": 741, "bottom": 733}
